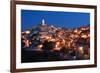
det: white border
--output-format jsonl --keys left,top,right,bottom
{"left": 16, "top": 4, "right": 95, "bottom": 69}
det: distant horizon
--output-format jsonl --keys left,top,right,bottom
{"left": 21, "top": 10, "right": 90, "bottom": 31}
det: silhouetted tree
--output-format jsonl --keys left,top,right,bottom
{"left": 42, "top": 41, "right": 55, "bottom": 51}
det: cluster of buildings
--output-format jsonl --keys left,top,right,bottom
{"left": 21, "top": 19, "right": 90, "bottom": 62}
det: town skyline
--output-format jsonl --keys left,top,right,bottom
{"left": 21, "top": 18, "right": 90, "bottom": 62}
{"left": 21, "top": 10, "right": 90, "bottom": 31}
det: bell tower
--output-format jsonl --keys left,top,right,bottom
{"left": 42, "top": 19, "right": 45, "bottom": 26}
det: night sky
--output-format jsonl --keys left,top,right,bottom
{"left": 21, "top": 10, "right": 90, "bottom": 31}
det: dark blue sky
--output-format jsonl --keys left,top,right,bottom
{"left": 21, "top": 10, "right": 90, "bottom": 31}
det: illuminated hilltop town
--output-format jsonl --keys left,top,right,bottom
{"left": 21, "top": 19, "right": 90, "bottom": 62}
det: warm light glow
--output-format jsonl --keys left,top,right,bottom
{"left": 26, "top": 31, "right": 30, "bottom": 34}
{"left": 38, "top": 44, "right": 43, "bottom": 49}
{"left": 23, "top": 39, "right": 30, "bottom": 48}
{"left": 81, "top": 35, "right": 87, "bottom": 38}
{"left": 74, "top": 29, "right": 81, "bottom": 35}
{"left": 78, "top": 46, "right": 84, "bottom": 54}
{"left": 88, "top": 34, "right": 90, "bottom": 37}
{"left": 55, "top": 41, "right": 60, "bottom": 48}
{"left": 54, "top": 47, "right": 61, "bottom": 51}
{"left": 50, "top": 39, "right": 56, "bottom": 42}
{"left": 74, "top": 29, "right": 78, "bottom": 33}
